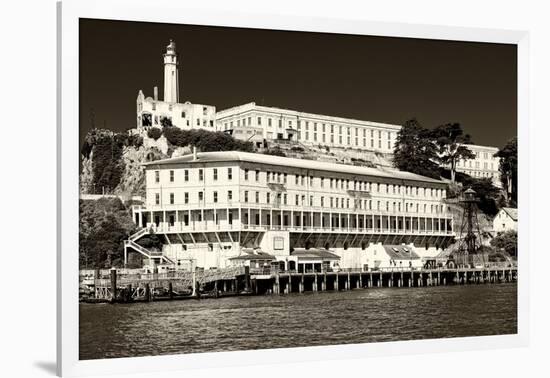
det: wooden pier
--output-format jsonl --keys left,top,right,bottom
{"left": 86, "top": 266, "right": 517, "bottom": 304}
{"left": 263, "top": 267, "right": 517, "bottom": 295}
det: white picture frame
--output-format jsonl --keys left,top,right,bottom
{"left": 57, "top": 0, "right": 529, "bottom": 376}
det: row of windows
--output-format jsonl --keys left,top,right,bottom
{"left": 154, "top": 190, "right": 446, "bottom": 214}
{"left": 155, "top": 168, "right": 445, "bottom": 198}
{"left": 223, "top": 116, "right": 395, "bottom": 138}
{"left": 457, "top": 159, "right": 496, "bottom": 170}
{"left": 221, "top": 115, "right": 396, "bottom": 149}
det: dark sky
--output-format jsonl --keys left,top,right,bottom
{"left": 79, "top": 18, "right": 517, "bottom": 149}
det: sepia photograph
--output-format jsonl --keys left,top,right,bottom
{"left": 77, "top": 18, "right": 518, "bottom": 360}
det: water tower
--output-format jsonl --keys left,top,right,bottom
{"left": 453, "top": 188, "right": 484, "bottom": 267}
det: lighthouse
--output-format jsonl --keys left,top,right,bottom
{"left": 163, "top": 39, "right": 179, "bottom": 103}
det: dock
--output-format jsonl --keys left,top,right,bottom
{"left": 85, "top": 265, "right": 517, "bottom": 303}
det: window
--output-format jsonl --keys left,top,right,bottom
{"left": 257, "top": 117, "right": 262, "bottom": 125}
{"left": 267, "top": 193, "right": 271, "bottom": 204}
{"left": 155, "top": 171, "right": 160, "bottom": 183}
{"left": 169, "top": 170, "right": 174, "bottom": 182}
{"left": 198, "top": 169, "right": 204, "bottom": 181}
{"left": 199, "top": 191, "right": 204, "bottom": 201}
{"left": 228, "top": 168, "right": 233, "bottom": 180}
{"left": 184, "top": 170, "right": 189, "bottom": 182}
{"left": 255, "top": 191, "right": 259, "bottom": 203}
{"left": 155, "top": 193, "right": 160, "bottom": 205}
{"left": 244, "top": 169, "right": 249, "bottom": 180}
{"left": 169, "top": 193, "right": 174, "bottom": 204}
{"left": 244, "top": 191, "right": 249, "bottom": 203}
{"left": 184, "top": 192, "right": 189, "bottom": 204}
{"left": 228, "top": 190, "right": 233, "bottom": 201}
{"left": 255, "top": 170, "right": 260, "bottom": 181}
{"left": 213, "top": 168, "right": 218, "bottom": 181}
{"left": 213, "top": 191, "right": 218, "bottom": 203}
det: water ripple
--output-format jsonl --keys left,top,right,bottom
{"left": 80, "top": 284, "right": 517, "bottom": 360}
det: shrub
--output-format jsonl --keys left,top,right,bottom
{"left": 263, "top": 148, "right": 286, "bottom": 157}
{"left": 147, "top": 127, "right": 162, "bottom": 141}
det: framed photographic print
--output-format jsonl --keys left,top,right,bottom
{"left": 58, "top": 0, "right": 529, "bottom": 376}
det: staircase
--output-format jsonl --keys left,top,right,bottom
{"left": 129, "top": 228, "right": 148, "bottom": 242}
{"left": 124, "top": 238, "right": 174, "bottom": 265}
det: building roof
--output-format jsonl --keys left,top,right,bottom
{"left": 290, "top": 248, "right": 341, "bottom": 260}
{"left": 144, "top": 151, "right": 446, "bottom": 185}
{"left": 501, "top": 207, "right": 518, "bottom": 221}
{"left": 216, "top": 102, "right": 401, "bottom": 130}
{"left": 383, "top": 245, "right": 421, "bottom": 260}
{"left": 229, "top": 249, "right": 275, "bottom": 261}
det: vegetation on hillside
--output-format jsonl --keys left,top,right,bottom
{"left": 79, "top": 198, "right": 136, "bottom": 269}
{"left": 431, "top": 123, "right": 475, "bottom": 182}
{"left": 80, "top": 129, "right": 144, "bottom": 194}
{"left": 495, "top": 137, "right": 518, "bottom": 206}
{"left": 393, "top": 119, "right": 440, "bottom": 179}
{"left": 491, "top": 230, "right": 518, "bottom": 257}
{"left": 163, "top": 126, "right": 254, "bottom": 152}
{"left": 147, "top": 127, "right": 163, "bottom": 140}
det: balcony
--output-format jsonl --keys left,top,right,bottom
{"left": 145, "top": 221, "right": 454, "bottom": 237}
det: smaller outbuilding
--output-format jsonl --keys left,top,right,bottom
{"left": 493, "top": 207, "right": 518, "bottom": 233}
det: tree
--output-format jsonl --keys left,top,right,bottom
{"left": 91, "top": 133, "right": 125, "bottom": 194}
{"left": 393, "top": 119, "right": 440, "bottom": 179}
{"left": 79, "top": 198, "right": 136, "bottom": 268}
{"left": 430, "top": 123, "right": 475, "bottom": 182}
{"left": 147, "top": 127, "right": 162, "bottom": 141}
{"left": 490, "top": 230, "right": 518, "bottom": 257}
{"left": 455, "top": 173, "right": 501, "bottom": 216}
{"left": 495, "top": 137, "right": 517, "bottom": 205}
{"left": 163, "top": 127, "right": 254, "bottom": 152}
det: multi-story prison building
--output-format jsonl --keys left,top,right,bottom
{"left": 126, "top": 151, "right": 454, "bottom": 272}
{"left": 455, "top": 144, "right": 501, "bottom": 187}
{"left": 216, "top": 102, "right": 401, "bottom": 154}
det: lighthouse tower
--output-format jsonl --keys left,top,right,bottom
{"left": 163, "top": 39, "right": 179, "bottom": 103}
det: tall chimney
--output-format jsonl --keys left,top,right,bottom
{"left": 193, "top": 146, "right": 197, "bottom": 160}
{"left": 153, "top": 86, "right": 158, "bottom": 101}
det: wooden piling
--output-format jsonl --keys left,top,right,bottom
{"left": 110, "top": 268, "right": 117, "bottom": 303}
{"left": 145, "top": 283, "right": 151, "bottom": 302}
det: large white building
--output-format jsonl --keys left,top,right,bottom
{"left": 126, "top": 151, "right": 454, "bottom": 271}
{"left": 455, "top": 144, "right": 501, "bottom": 187}
{"left": 135, "top": 40, "right": 216, "bottom": 132}
{"left": 217, "top": 102, "right": 401, "bottom": 154}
